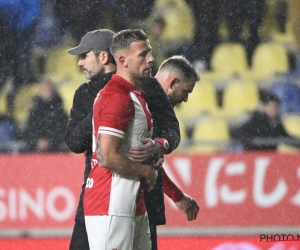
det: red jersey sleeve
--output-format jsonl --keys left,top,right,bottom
{"left": 162, "top": 167, "right": 183, "bottom": 202}
{"left": 94, "top": 90, "right": 134, "bottom": 138}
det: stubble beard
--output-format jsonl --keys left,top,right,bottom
{"left": 139, "top": 69, "right": 152, "bottom": 80}
{"left": 84, "top": 68, "right": 103, "bottom": 80}
{"left": 83, "top": 68, "right": 92, "bottom": 80}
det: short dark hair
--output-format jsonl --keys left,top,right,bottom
{"left": 93, "top": 49, "right": 116, "bottom": 65}
{"left": 158, "top": 55, "right": 200, "bottom": 82}
{"left": 110, "top": 29, "right": 148, "bottom": 57}
{"left": 260, "top": 90, "right": 281, "bottom": 105}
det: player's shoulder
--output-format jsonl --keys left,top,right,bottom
{"left": 74, "top": 82, "right": 90, "bottom": 95}
{"left": 70, "top": 82, "right": 90, "bottom": 104}
{"left": 102, "top": 78, "right": 131, "bottom": 96}
{"left": 95, "top": 82, "right": 130, "bottom": 106}
{"left": 140, "top": 77, "right": 160, "bottom": 91}
{"left": 141, "top": 77, "right": 159, "bottom": 85}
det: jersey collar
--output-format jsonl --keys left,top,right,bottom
{"left": 111, "top": 74, "right": 145, "bottom": 97}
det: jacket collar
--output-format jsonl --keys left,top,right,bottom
{"left": 89, "top": 71, "right": 115, "bottom": 95}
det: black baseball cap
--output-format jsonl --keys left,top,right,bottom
{"left": 67, "top": 29, "right": 116, "bottom": 55}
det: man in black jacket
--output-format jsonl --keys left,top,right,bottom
{"left": 65, "top": 29, "right": 199, "bottom": 250}
{"left": 230, "top": 91, "right": 300, "bottom": 150}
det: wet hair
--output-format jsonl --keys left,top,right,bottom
{"left": 158, "top": 55, "right": 200, "bottom": 82}
{"left": 93, "top": 49, "right": 116, "bottom": 65}
{"left": 260, "top": 90, "right": 281, "bottom": 105}
{"left": 110, "top": 29, "right": 148, "bottom": 56}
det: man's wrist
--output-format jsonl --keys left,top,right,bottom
{"left": 139, "top": 164, "right": 152, "bottom": 179}
{"left": 154, "top": 138, "right": 169, "bottom": 154}
{"left": 174, "top": 192, "right": 184, "bottom": 203}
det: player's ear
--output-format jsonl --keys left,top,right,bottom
{"left": 119, "top": 56, "right": 128, "bottom": 67}
{"left": 170, "top": 77, "right": 179, "bottom": 89}
{"left": 101, "top": 51, "right": 109, "bottom": 64}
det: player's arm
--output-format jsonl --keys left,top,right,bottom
{"left": 143, "top": 78, "right": 180, "bottom": 154}
{"left": 65, "top": 86, "right": 93, "bottom": 153}
{"left": 97, "top": 132, "right": 158, "bottom": 190}
{"left": 146, "top": 79, "right": 180, "bottom": 153}
{"left": 162, "top": 167, "right": 200, "bottom": 221}
{"left": 65, "top": 73, "right": 113, "bottom": 154}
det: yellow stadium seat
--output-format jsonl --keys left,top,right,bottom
{"left": 44, "top": 46, "right": 86, "bottom": 84}
{"left": 57, "top": 83, "right": 80, "bottom": 114}
{"left": 178, "top": 119, "right": 188, "bottom": 141}
{"left": 154, "top": 0, "right": 195, "bottom": 43}
{"left": 283, "top": 114, "right": 300, "bottom": 138}
{"left": 270, "top": 23, "right": 296, "bottom": 48}
{"left": 218, "top": 80, "right": 259, "bottom": 118}
{"left": 278, "top": 114, "right": 300, "bottom": 152}
{"left": 199, "top": 70, "right": 227, "bottom": 83}
{"left": 0, "top": 92, "right": 8, "bottom": 115}
{"left": 174, "top": 80, "right": 219, "bottom": 120}
{"left": 249, "top": 43, "right": 289, "bottom": 81}
{"left": 12, "top": 84, "right": 39, "bottom": 126}
{"left": 210, "top": 43, "right": 249, "bottom": 78}
{"left": 187, "top": 116, "right": 229, "bottom": 153}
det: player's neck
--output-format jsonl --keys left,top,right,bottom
{"left": 104, "top": 64, "right": 116, "bottom": 74}
{"left": 116, "top": 71, "right": 140, "bottom": 88}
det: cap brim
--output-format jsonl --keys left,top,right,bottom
{"left": 67, "top": 45, "right": 91, "bottom": 55}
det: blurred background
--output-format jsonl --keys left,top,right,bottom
{"left": 1, "top": 0, "right": 300, "bottom": 249}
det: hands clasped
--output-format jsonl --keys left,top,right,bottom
{"left": 129, "top": 138, "right": 162, "bottom": 163}
{"left": 129, "top": 138, "right": 164, "bottom": 191}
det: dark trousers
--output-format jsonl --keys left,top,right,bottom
{"left": 149, "top": 217, "right": 158, "bottom": 250}
{"left": 69, "top": 218, "right": 158, "bottom": 250}
{"left": 69, "top": 220, "right": 89, "bottom": 250}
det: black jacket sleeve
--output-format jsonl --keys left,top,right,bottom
{"left": 141, "top": 78, "right": 180, "bottom": 153}
{"left": 65, "top": 72, "right": 113, "bottom": 154}
{"left": 65, "top": 86, "right": 93, "bottom": 153}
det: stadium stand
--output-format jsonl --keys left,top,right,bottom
{"left": 248, "top": 42, "right": 289, "bottom": 81}
{"left": 44, "top": 45, "right": 86, "bottom": 85}
{"left": 1, "top": 0, "right": 299, "bottom": 156}
{"left": 12, "top": 83, "right": 39, "bottom": 128}
{"left": 200, "top": 43, "right": 249, "bottom": 85}
{"left": 278, "top": 113, "right": 300, "bottom": 152}
{"left": 187, "top": 116, "right": 229, "bottom": 153}
{"left": 282, "top": 113, "right": 300, "bottom": 138}
{"left": 57, "top": 82, "right": 80, "bottom": 114}
{"left": 174, "top": 80, "right": 219, "bottom": 121}
{"left": 210, "top": 43, "right": 249, "bottom": 78}
{"left": 270, "top": 81, "right": 300, "bottom": 114}
{"left": 0, "top": 91, "right": 8, "bottom": 116}
{"left": 217, "top": 79, "right": 260, "bottom": 119}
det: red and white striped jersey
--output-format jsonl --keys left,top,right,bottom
{"left": 84, "top": 74, "right": 153, "bottom": 217}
